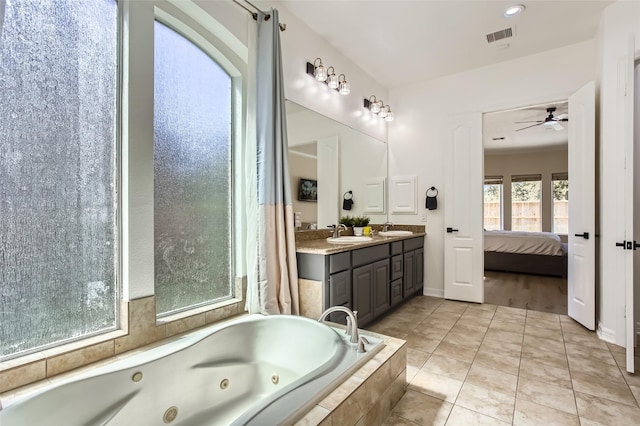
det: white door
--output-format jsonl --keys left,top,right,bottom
{"left": 624, "top": 35, "right": 636, "bottom": 373}
{"left": 444, "top": 113, "right": 484, "bottom": 303}
{"left": 317, "top": 136, "right": 339, "bottom": 227}
{"left": 567, "top": 81, "right": 596, "bottom": 330}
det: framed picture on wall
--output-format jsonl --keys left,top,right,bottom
{"left": 298, "top": 178, "right": 317, "bottom": 202}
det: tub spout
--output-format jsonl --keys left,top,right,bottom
{"left": 318, "top": 306, "right": 359, "bottom": 344}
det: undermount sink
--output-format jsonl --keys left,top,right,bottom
{"left": 378, "top": 230, "right": 413, "bottom": 237}
{"left": 326, "top": 236, "right": 374, "bottom": 244}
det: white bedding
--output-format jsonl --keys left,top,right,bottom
{"left": 484, "top": 230, "right": 565, "bottom": 256}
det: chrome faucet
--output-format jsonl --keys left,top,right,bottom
{"left": 382, "top": 221, "right": 394, "bottom": 232}
{"left": 329, "top": 224, "right": 348, "bottom": 238}
{"left": 318, "top": 306, "right": 359, "bottom": 344}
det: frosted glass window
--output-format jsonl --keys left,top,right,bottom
{"left": 154, "top": 22, "right": 233, "bottom": 316}
{"left": 0, "top": 0, "right": 118, "bottom": 358}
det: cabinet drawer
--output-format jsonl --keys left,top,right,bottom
{"left": 391, "top": 255, "right": 403, "bottom": 281}
{"left": 403, "top": 237, "right": 424, "bottom": 252}
{"left": 330, "top": 252, "right": 351, "bottom": 274}
{"left": 391, "top": 241, "right": 403, "bottom": 255}
{"left": 352, "top": 244, "right": 389, "bottom": 267}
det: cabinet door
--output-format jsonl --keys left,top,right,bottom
{"left": 391, "top": 255, "right": 403, "bottom": 281}
{"left": 391, "top": 278, "right": 403, "bottom": 306}
{"left": 353, "top": 264, "right": 374, "bottom": 326}
{"left": 404, "top": 251, "right": 415, "bottom": 297}
{"left": 329, "top": 270, "right": 351, "bottom": 324}
{"left": 372, "top": 259, "right": 390, "bottom": 317}
{"left": 415, "top": 248, "right": 424, "bottom": 293}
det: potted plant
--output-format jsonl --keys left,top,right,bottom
{"left": 352, "top": 215, "right": 370, "bottom": 236}
{"left": 339, "top": 215, "right": 356, "bottom": 228}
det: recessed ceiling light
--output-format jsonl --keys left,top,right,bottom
{"left": 504, "top": 4, "right": 525, "bottom": 17}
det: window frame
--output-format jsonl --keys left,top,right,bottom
{"left": 510, "top": 174, "right": 543, "bottom": 232}
{"left": 551, "top": 172, "right": 569, "bottom": 234}
{"left": 483, "top": 176, "right": 504, "bottom": 231}
{"left": 0, "top": 0, "right": 121, "bottom": 362}
{"left": 152, "top": 18, "right": 236, "bottom": 317}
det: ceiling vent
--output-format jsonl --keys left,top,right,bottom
{"left": 486, "top": 27, "right": 514, "bottom": 44}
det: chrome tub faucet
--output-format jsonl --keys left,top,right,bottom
{"left": 318, "top": 306, "right": 359, "bottom": 344}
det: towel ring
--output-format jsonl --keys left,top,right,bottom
{"left": 426, "top": 187, "right": 438, "bottom": 197}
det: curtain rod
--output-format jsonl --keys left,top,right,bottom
{"left": 231, "top": 0, "right": 286, "bottom": 31}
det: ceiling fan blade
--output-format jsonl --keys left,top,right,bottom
{"left": 551, "top": 122, "right": 564, "bottom": 131}
{"left": 554, "top": 113, "right": 568, "bottom": 120}
{"left": 514, "top": 120, "right": 543, "bottom": 124}
{"left": 515, "top": 122, "right": 543, "bottom": 132}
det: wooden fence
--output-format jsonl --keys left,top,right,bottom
{"left": 483, "top": 200, "right": 568, "bottom": 233}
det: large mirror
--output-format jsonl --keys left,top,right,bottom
{"left": 286, "top": 100, "right": 388, "bottom": 230}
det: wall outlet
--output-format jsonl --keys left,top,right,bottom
{"left": 421, "top": 213, "right": 427, "bottom": 222}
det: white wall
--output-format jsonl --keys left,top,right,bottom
{"left": 388, "top": 40, "right": 596, "bottom": 297}
{"left": 484, "top": 148, "right": 568, "bottom": 233}
{"left": 596, "top": 0, "right": 640, "bottom": 345}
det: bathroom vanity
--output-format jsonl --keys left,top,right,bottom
{"left": 295, "top": 231, "right": 425, "bottom": 326}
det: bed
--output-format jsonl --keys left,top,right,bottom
{"left": 484, "top": 230, "right": 568, "bottom": 278}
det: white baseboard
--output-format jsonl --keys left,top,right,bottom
{"left": 597, "top": 321, "right": 616, "bottom": 343}
{"left": 423, "top": 287, "right": 444, "bottom": 298}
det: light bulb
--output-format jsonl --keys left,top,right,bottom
{"left": 385, "top": 111, "right": 394, "bottom": 122}
{"left": 504, "top": 4, "right": 525, "bottom": 17}
{"left": 327, "top": 67, "right": 338, "bottom": 89}
{"left": 338, "top": 74, "right": 350, "bottom": 95}
{"left": 313, "top": 58, "right": 327, "bottom": 82}
{"left": 370, "top": 100, "right": 381, "bottom": 114}
{"left": 379, "top": 105, "right": 388, "bottom": 119}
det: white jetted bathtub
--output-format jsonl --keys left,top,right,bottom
{"left": 1, "top": 314, "right": 383, "bottom": 425}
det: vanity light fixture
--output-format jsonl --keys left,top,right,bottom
{"left": 364, "top": 95, "right": 394, "bottom": 122}
{"left": 504, "top": 4, "right": 525, "bottom": 17}
{"left": 306, "top": 59, "right": 350, "bottom": 95}
{"left": 326, "top": 67, "right": 339, "bottom": 89}
{"left": 338, "top": 74, "right": 350, "bottom": 95}
{"left": 313, "top": 57, "right": 327, "bottom": 82}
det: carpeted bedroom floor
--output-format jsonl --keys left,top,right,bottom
{"left": 484, "top": 270, "right": 568, "bottom": 315}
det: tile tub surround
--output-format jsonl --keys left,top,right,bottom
{"left": 294, "top": 330, "right": 407, "bottom": 426}
{"left": 366, "top": 296, "right": 640, "bottom": 425}
{"left": 0, "top": 277, "right": 247, "bottom": 394}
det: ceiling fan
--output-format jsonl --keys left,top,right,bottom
{"left": 515, "top": 107, "right": 569, "bottom": 132}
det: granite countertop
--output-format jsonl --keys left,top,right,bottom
{"left": 295, "top": 231, "right": 426, "bottom": 255}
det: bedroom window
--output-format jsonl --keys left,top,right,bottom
{"left": 511, "top": 174, "right": 542, "bottom": 232}
{"left": 153, "top": 21, "right": 234, "bottom": 317}
{"left": 552, "top": 173, "right": 569, "bottom": 234}
{"left": 484, "top": 176, "right": 503, "bottom": 230}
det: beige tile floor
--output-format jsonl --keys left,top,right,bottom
{"left": 365, "top": 296, "right": 640, "bottom": 425}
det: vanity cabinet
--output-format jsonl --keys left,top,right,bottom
{"left": 296, "top": 235, "right": 424, "bottom": 326}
